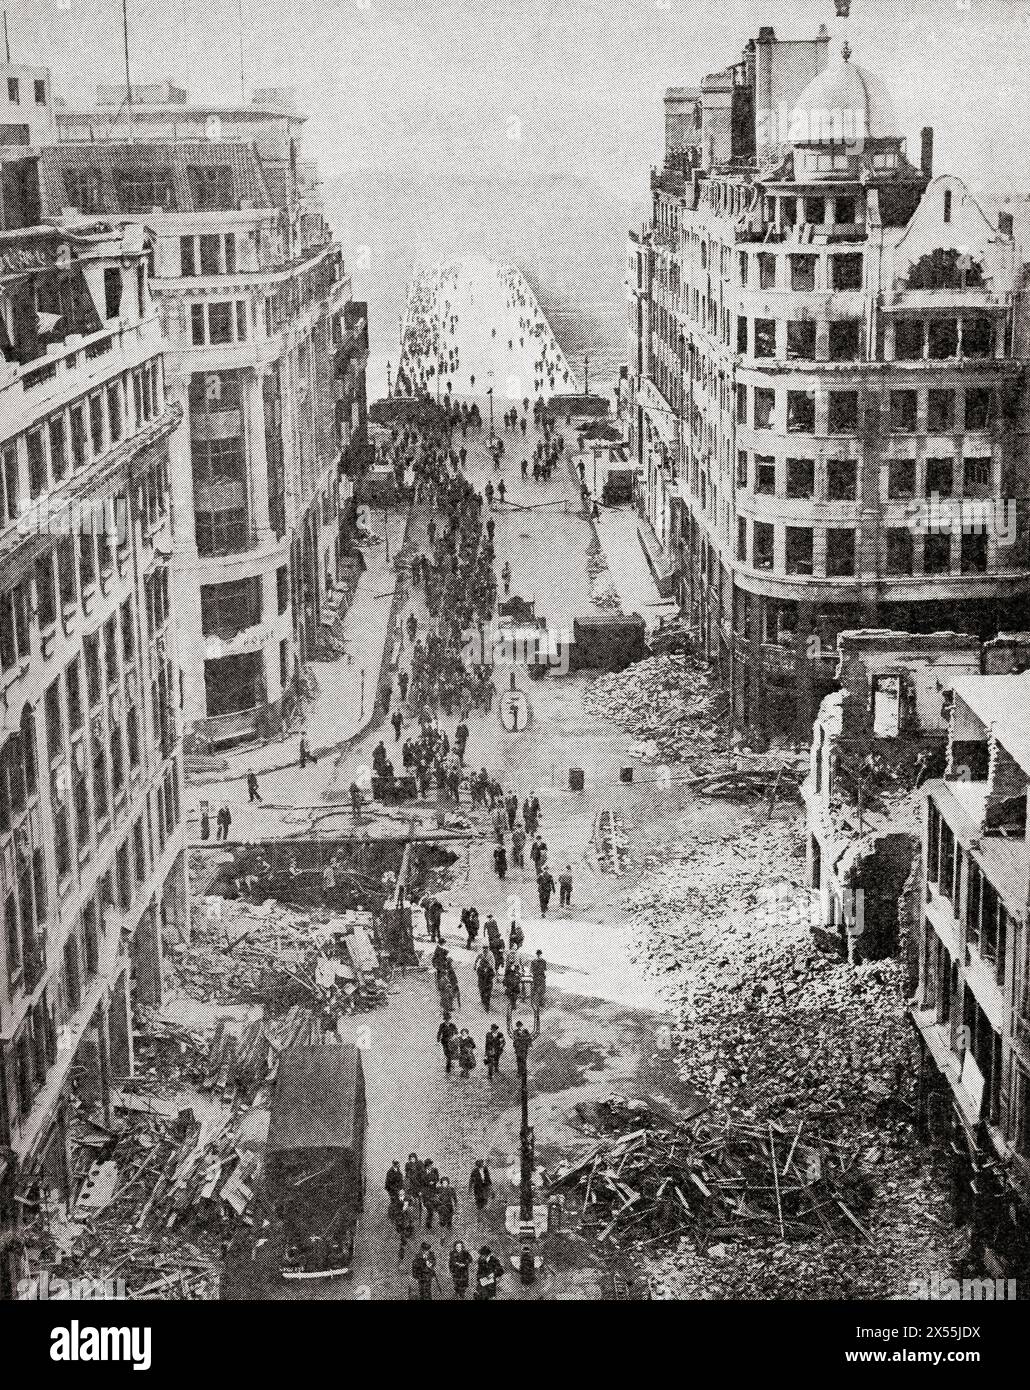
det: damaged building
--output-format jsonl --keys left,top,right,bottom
{"left": 911, "top": 672, "right": 1030, "bottom": 1279}
{"left": 0, "top": 208, "right": 187, "bottom": 1297}
{"left": 46, "top": 85, "right": 369, "bottom": 747}
{"left": 627, "top": 24, "right": 1030, "bottom": 741}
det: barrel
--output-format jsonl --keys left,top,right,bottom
{"left": 568, "top": 768, "right": 584, "bottom": 791}
{"left": 619, "top": 766, "right": 634, "bottom": 784}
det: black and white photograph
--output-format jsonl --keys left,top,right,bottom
{"left": 0, "top": 0, "right": 1028, "bottom": 1361}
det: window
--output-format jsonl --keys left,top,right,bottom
{"left": 35, "top": 552, "right": 56, "bottom": 629}
{"left": 199, "top": 234, "right": 221, "bottom": 276}
{"left": 180, "top": 237, "right": 196, "bottom": 276}
{"left": 832, "top": 253, "right": 863, "bottom": 290}
{"left": 924, "top": 533, "right": 951, "bottom": 574}
{"left": 964, "top": 388, "right": 992, "bottom": 432}
{"left": 64, "top": 167, "right": 102, "bottom": 214}
{"left": 44, "top": 679, "right": 63, "bottom": 761}
{"left": 200, "top": 577, "right": 262, "bottom": 638}
{"left": 121, "top": 599, "right": 134, "bottom": 664}
{"left": 963, "top": 457, "right": 992, "bottom": 495}
{"left": 786, "top": 320, "right": 815, "bottom": 361}
{"left": 7, "top": 78, "right": 19, "bottom": 103}
{"left": 828, "top": 391, "right": 858, "bottom": 434}
{"left": 754, "top": 388, "right": 776, "bottom": 430}
{"left": 786, "top": 457, "right": 814, "bottom": 498}
{"left": 34, "top": 79, "right": 46, "bottom": 105}
{"left": 78, "top": 526, "right": 96, "bottom": 595}
{"left": 126, "top": 700, "right": 140, "bottom": 769}
{"left": 103, "top": 615, "right": 118, "bottom": 688}
{"left": 191, "top": 304, "right": 206, "bottom": 345}
{"left": 738, "top": 251, "right": 748, "bottom": 286}
{"left": 70, "top": 403, "right": 87, "bottom": 470}
{"left": 735, "top": 384, "right": 747, "bottom": 424}
{"left": 235, "top": 300, "right": 247, "bottom": 341}
{"left": 736, "top": 517, "right": 747, "bottom": 561}
{"left": 826, "top": 528, "right": 855, "bottom": 577}
{"left": 829, "top": 320, "right": 860, "bottom": 361}
{"left": 116, "top": 168, "right": 172, "bottom": 213}
{"left": 66, "top": 658, "right": 83, "bottom": 733}
{"left": 89, "top": 393, "right": 104, "bottom": 454}
{"left": 92, "top": 734, "right": 108, "bottom": 823}
{"left": 754, "top": 318, "right": 776, "bottom": 357}
{"left": 963, "top": 316, "right": 993, "bottom": 359}
{"left": 208, "top": 303, "right": 233, "bottom": 345}
{"left": 49, "top": 416, "right": 67, "bottom": 481}
{"left": 804, "top": 196, "right": 825, "bottom": 225}
{"left": 27, "top": 427, "right": 46, "bottom": 498}
{"left": 785, "top": 526, "right": 813, "bottom": 575}
{"left": 110, "top": 723, "right": 124, "bottom": 796}
{"left": 753, "top": 521, "right": 774, "bottom": 570}
{"left": 735, "top": 450, "right": 748, "bottom": 488}
{"left": 888, "top": 459, "right": 916, "bottom": 500}
{"left": 0, "top": 123, "right": 29, "bottom": 145}
{"left": 280, "top": 639, "right": 289, "bottom": 689}
{"left": 827, "top": 458, "right": 856, "bottom": 501}
{"left": 758, "top": 252, "right": 776, "bottom": 289}
{"left": 834, "top": 196, "right": 856, "bottom": 225}
{"left": 224, "top": 235, "right": 236, "bottom": 275}
{"left": 943, "top": 189, "right": 952, "bottom": 223}
{"left": 736, "top": 315, "right": 747, "bottom": 354}
{"left": 133, "top": 819, "right": 147, "bottom": 885}
{"left": 787, "top": 390, "right": 814, "bottom": 433}
{"left": 84, "top": 632, "right": 101, "bottom": 706}
{"left": 961, "top": 532, "right": 988, "bottom": 573}
{"left": 890, "top": 390, "right": 918, "bottom": 432}
{"left": 927, "top": 389, "right": 954, "bottom": 433}
{"left": 107, "top": 383, "right": 122, "bottom": 443}
{"left": 895, "top": 319, "right": 924, "bottom": 361}
{"left": 885, "top": 529, "right": 914, "bottom": 575}
{"left": 790, "top": 255, "right": 816, "bottom": 292}
{"left": 755, "top": 456, "right": 776, "bottom": 495}
{"left": 928, "top": 318, "right": 958, "bottom": 360}
{"left": 926, "top": 458, "right": 954, "bottom": 498}
{"left": 2, "top": 442, "right": 18, "bottom": 523}
{"left": 189, "top": 165, "right": 232, "bottom": 208}
{"left": 192, "top": 436, "right": 247, "bottom": 556}
{"left": 277, "top": 564, "right": 289, "bottom": 615}
{"left": 116, "top": 841, "right": 132, "bottom": 911}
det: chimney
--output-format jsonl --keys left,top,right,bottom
{"left": 920, "top": 126, "right": 934, "bottom": 179}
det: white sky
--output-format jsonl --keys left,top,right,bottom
{"left": 10, "top": 0, "right": 1030, "bottom": 200}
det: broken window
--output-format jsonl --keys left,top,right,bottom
{"left": 963, "top": 457, "right": 992, "bottom": 495}
{"left": 208, "top": 303, "right": 233, "bottom": 345}
{"left": 736, "top": 315, "right": 747, "bottom": 353}
{"left": 832, "top": 253, "right": 863, "bottom": 290}
{"left": 787, "top": 320, "right": 815, "bottom": 360}
{"left": 116, "top": 168, "right": 173, "bottom": 213}
{"left": 736, "top": 450, "right": 748, "bottom": 487}
{"left": 827, "top": 458, "right": 857, "bottom": 500}
{"left": 754, "top": 318, "right": 776, "bottom": 357}
{"left": 790, "top": 255, "right": 816, "bottom": 292}
{"left": 738, "top": 251, "right": 748, "bottom": 286}
{"left": 889, "top": 390, "right": 918, "bottom": 432}
{"left": 926, "top": 457, "right": 954, "bottom": 497}
{"left": 191, "top": 304, "right": 206, "bottom": 345}
{"left": 785, "top": 526, "right": 813, "bottom": 575}
{"left": 204, "top": 650, "right": 264, "bottom": 717}
{"left": 828, "top": 391, "right": 858, "bottom": 434}
{"left": 754, "top": 388, "right": 776, "bottom": 430}
{"left": 786, "top": 458, "right": 814, "bottom": 498}
{"left": 187, "top": 165, "right": 232, "bottom": 209}
{"left": 964, "top": 388, "right": 992, "bottom": 431}
{"left": 829, "top": 320, "right": 860, "bottom": 361}
{"left": 871, "top": 675, "right": 902, "bottom": 737}
{"left": 736, "top": 516, "right": 747, "bottom": 561}
{"left": 833, "top": 196, "right": 856, "bottom": 225}
{"left": 885, "top": 528, "right": 914, "bottom": 575}
{"left": 27, "top": 427, "right": 46, "bottom": 498}
{"left": 963, "top": 316, "right": 993, "bottom": 359}
{"left": 924, "top": 533, "right": 951, "bottom": 574}
{"left": 826, "top": 528, "right": 855, "bottom": 577}
{"left": 755, "top": 456, "right": 776, "bottom": 495}
{"left": 758, "top": 252, "right": 776, "bottom": 289}
{"left": 961, "top": 532, "right": 988, "bottom": 573}
{"left": 928, "top": 317, "right": 958, "bottom": 359}
{"left": 200, "top": 577, "right": 262, "bottom": 639}
{"left": 888, "top": 459, "right": 916, "bottom": 499}
{"left": 199, "top": 234, "right": 221, "bottom": 276}
{"left": 805, "top": 196, "right": 825, "bottom": 225}
{"left": 786, "top": 390, "right": 814, "bottom": 433}
{"left": 894, "top": 319, "right": 924, "bottom": 361}
{"left": 767, "top": 599, "right": 797, "bottom": 646}
{"left": 927, "top": 389, "right": 954, "bottom": 433}
{"left": 753, "top": 521, "right": 774, "bottom": 570}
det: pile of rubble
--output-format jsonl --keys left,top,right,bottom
{"left": 622, "top": 814, "right": 963, "bottom": 1296}
{"left": 584, "top": 655, "right": 803, "bottom": 792}
{"left": 586, "top": 540, "right": 622, "bottom": 613}
{"left": 552, "top": 1096, "right": 880, "bottom": 1249}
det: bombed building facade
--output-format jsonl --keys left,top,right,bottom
{"left": 47, "top": 87, "right": 369, "bottom": 747}
{"left": 627, "top": 25, "right": 1030, "bottom": 741}
{"left": 0, "top": 211, "right": 187, "bottom": 1295}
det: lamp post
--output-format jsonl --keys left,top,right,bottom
{"left": 487, "top": 386, "right": 494, "bottom": 442}
{"left": 584, "top": 353, "right": 589, "bottom": 400}
{"left": 386, "top": 360, "right": 392, "bottom": 397}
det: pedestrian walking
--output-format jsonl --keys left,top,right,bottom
{"left": 510, "top": 1018, "right": 536, "bottom": 1077}
{"left": 475, "top": 946, "right": 495, "bottom": 1011}
{"left": 485, "top": 1023, "right": 505, "bottom": 1079}
{"left": 246, "top": 770, "right": 261, "bottom": 803}
{"left": 398, "top": 669, "right": 409, "bottom": 702}
{"left": 404, "top": 1154, "right": 423, "bottom": 1222}
{"left": 537, "top": 867, "right": 555, "bottom": 916}
{"left": 521, "top": 457, "right": 528, "bottom": 478}
{"left": 436, "top": 1176, "right": 458, "bottom": 1232}
{"left": 457, "top": 1029, "right": 476, "bottom": 1077}
{"left": 497, "top": 479, "right": 506, "bottom": 504}
{"left": 468, "top": 1160, "right": 492, "bottom": 1212}
{"left": 493, "top": 805, "right": 507, "bottom": 843}
{"left": 446, "top": 959, "right": 461, "bottom": 1011}
{"left": 218, "top": 805, "right": 232, "bottom": 841}
{"left": 396, "top": 1199, "right": 416, "bottom": 1264}
{"left": 511, "top": 823, "right": 526, "bottom": 868}
{"left": 391, "top": 709, "right": 403, "bottom": 741}
{"left": 421, "top": 1159, "right": 441, "bottom": 1226}
{"left": 461, "top": 905, "right": 480, "bottom": 950}
{"left": 437, "top": 1012, "right": 458, "bottom": 1073}
{"left": 385, "top": 1159, "right": 404, "bottom": 1209}
{"left": 508, "top": 918, "right": 524, "bottom": 952}
{"left": 493, "top": 842, "right": 507, "bottom": 880}
{"left": 485, "top": 915, "right": 504, "bottom": 970}
{"left": 199, "top": 806, "right": 210, "bottom": 841}
{"left": 503, "top": 954, "right": 523, "bottom": 1017}
{"left": 474, "top": 1246, "right": 505, "bottom": 1300}
{"left": 411, "top": 1243, "right": 440, "bottom": 1300}
{"left": 449, "top": 1240, "right": 473, "bottom": 1298}
{"left": 559, "top": 865, "right": 573, "bottom": 908}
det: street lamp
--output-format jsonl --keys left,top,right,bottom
{"left": 487, "top": 386, "right": 494, "bottom": 442}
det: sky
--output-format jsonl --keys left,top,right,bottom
{"left": 10, "top": 0, "right": 1030, "bottom": 201}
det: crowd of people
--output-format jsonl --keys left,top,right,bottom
{"left": 384, "top": 1155, "right": 506, "bottom": 1299}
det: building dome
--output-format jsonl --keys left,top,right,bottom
{"left": 788, "top": 51, "right": 898, "bottom": 147}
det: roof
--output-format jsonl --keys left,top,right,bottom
{"left": 38, "top": 141, "right": 275, "bottom": 218}
{"left": 950, "top": 672, "right": 1030, "bottom": 775}
{"left": 790, "top": 52, "right": 898, "bottom": 145}
{"left": 267, "top": 1045, "right": 364, "bottom": 1153}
